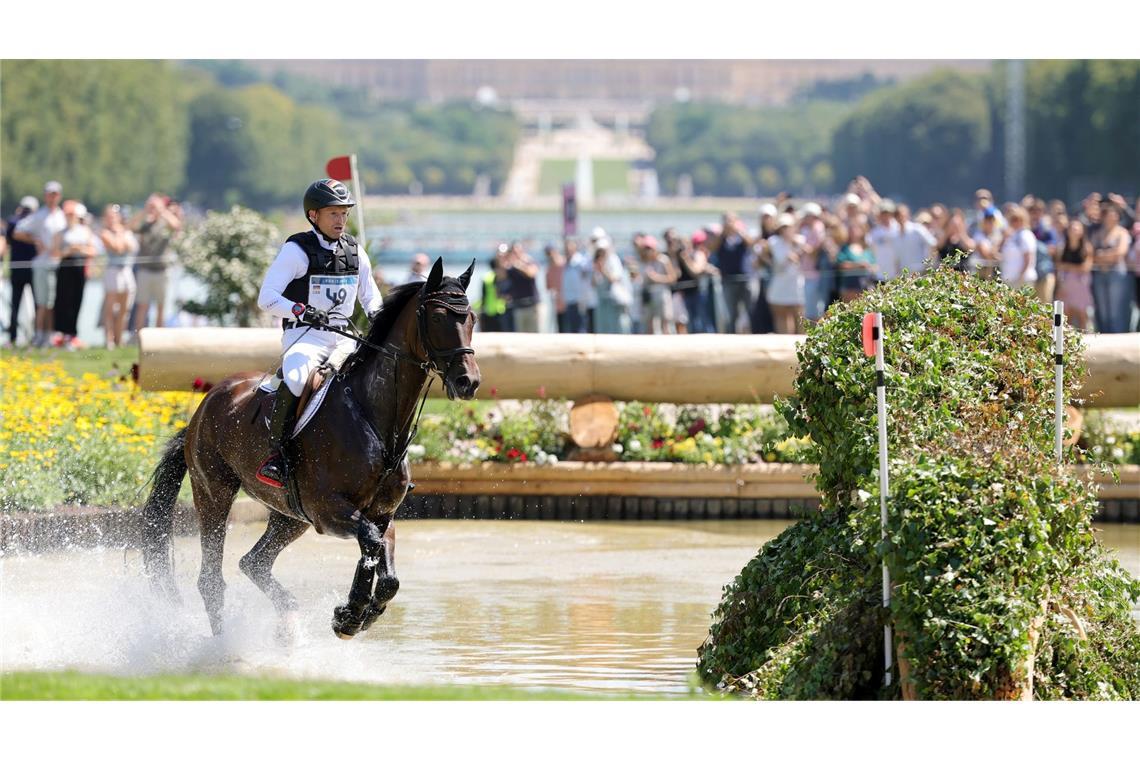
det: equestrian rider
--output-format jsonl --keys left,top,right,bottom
{"left": 255, "top": 179, "right": 383, "bottom": 488}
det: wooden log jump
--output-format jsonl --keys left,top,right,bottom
{"left": 138, "top": 329, "right": 1140, "bottom": 407}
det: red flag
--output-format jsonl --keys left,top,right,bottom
{"left": 326, "top": 155, "right": 352, "bottom": 182}
{"left": 862, "top": 313, "right": 877, "bottom": 357}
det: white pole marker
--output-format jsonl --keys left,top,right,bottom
{"left": 863, "top": 311, "right": 892, "bottom": 686}
{"left": 349, "top": 153, "right": 367, "bottom": 255}
{"left": 1054, "top": 301, "right": 1064, "bottom": 464}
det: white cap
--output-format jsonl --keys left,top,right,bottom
{"left": 44, "top": 180, "right": 62, "bottom": 194}
{"left": 844, "top": 193, "right": 861, "bottom": 206}
{"left": 19, "top": 196, "right": 39, "bottom": 211}
{"left": 776, "top": 213, "right": 796, "bottom": 229}
{"left": 801, "top": 202, "right": 822, "bottom": 217}
{"left": 590, "top": 226, "right": 607, "bottom": 241}
{"left": 593, "top": 236, "right": 612, "bottom": 250}
{"left": 74, "top": 203, "right": 88, "bottom": 218}
{"left": 759, "top": 203, "right": 778, "bottom": 217}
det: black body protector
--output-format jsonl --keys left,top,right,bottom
{"left": 280, "top": 231, "right": 360, "bottom": 329}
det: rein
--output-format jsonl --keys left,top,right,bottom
{"left": 339, "top": 286, "right": 475, "bottom": 474}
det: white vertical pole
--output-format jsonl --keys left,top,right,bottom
{"left": 349, "top": 153, "right": 367, "bottom": 254}
{"left": 874, "top": 312, "right": 893, "bottom": 686}
{"left": 1054, "top": 301, "right": 1064, "bottom": 465}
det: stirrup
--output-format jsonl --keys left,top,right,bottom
{"left": 256, "top": 453, "right": 286, "bottom": 489}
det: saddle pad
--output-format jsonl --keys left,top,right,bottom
{"left": 290, "top": 377, "right": 335, "bottom": 439}
{"left": 254, "top": 372, "right": 335, "bottom": 439}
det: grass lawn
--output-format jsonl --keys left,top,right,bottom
{"left": 537, "top": 159, "right": 630, "bottom": 196}
{"left": 1, "top": 345, "right": 137, "bottom": 381}
{"left": 0, "top": 671, "right": 675, "bottom": 700}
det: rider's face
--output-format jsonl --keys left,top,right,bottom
{"left": 311, "top": 206, "right": 351, "bottom": 239}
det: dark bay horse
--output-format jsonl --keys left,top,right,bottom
{"left": 141, "top": 258, "right": 480, "bottom": 639}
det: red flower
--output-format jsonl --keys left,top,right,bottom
{"left": 506, "top": 447, "right": 521, "bottom": 460}
{"left": 519, "top": 452, "right": 528, "bottom": 462}
{"left": 652, "top": 438, "right": 665, "bottom": 449}
{"left": 643, "top": 405, "right": 653, "bottom": 417}
{"left": 192, "top": 377, "right": 204, "bottom": 391}
{"left": 490, "top": 386, "right": 499, "bottom": 399}
{"left": 687, "top": 418, "right": 706, "bottom": 437}
{"left": 537, "top": 385, "right": 546, "bottom": 399}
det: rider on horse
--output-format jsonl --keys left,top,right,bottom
{"left": 255, "top": 179, "right": 384, "bottom": 488}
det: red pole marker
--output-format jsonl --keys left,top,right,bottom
{"left": 862, "top": 312, "right": 877, "bottom": 357}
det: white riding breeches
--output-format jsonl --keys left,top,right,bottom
{"left": 280, "top": 326, "right": 355, "bottom": 396}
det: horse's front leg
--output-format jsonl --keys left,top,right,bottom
{"left": 359, "top": 519, "right": 398, "bottom": 633}
{"left": 332, "top": 515, "right": 389, "bottom": 640}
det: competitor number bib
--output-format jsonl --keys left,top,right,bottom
{"left": 309, "top": 274, "right": 358, "bottom": 317}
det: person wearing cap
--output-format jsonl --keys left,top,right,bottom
{"left": 129, "top": 193, "right": 183, "bottom": 334}
{"left": 797, "top": 202, "right": 830, "bottom": 323}
{"left": 254, "top": 178, "right": 384, "bottom": 488}
{"left": 13, "top": 181, "right": 67, "bottom": 347}
{"left": 50, "top": 200, "right": 98, "bottom": 349}
{"left": 4, "top": 196, "right": 40, "bottom": 346}
{"left": 766, "top": 213, "right": 806, "bottom": 334}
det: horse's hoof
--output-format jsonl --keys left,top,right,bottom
{"left": 332, "top": 604, "right": 363, "bottom": 639}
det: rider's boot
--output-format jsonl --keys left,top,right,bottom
{"left": 256, "top": 387, "right": 300, "bottom": 489}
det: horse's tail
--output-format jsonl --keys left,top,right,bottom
{"left": 141, "top": 427, "right": 189, "bottom": 599}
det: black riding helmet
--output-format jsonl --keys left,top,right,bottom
{"left": 303, "top": 179, "right": 355, "bottom": 220}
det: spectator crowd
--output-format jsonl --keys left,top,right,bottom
{"left": 5, "top": 175, "right": 1139, "bottom": 349}
{"left": 473, "top": 177, "right": 1140, "bottom": 336}
{"left": 3, "top": 181, "right": 183, "bottom": 349}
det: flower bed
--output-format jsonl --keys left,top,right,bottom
{"left": 0, "top": 357, "right": 199, "bottom": 511}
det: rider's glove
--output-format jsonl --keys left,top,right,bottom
{"left": 292, "top": 302, "right": 329, "bottom": 326}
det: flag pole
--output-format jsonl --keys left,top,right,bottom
{"left": 349, "top": 153, "right": 367, "bottom": 254}
{"left": 1054, "top": 301, "right": 1064, "bottom": 464}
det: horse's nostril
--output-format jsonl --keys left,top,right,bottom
{"left": 468, "top": 379, "right": 480, "bottom": 395}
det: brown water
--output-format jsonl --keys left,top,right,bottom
{"left": 2, "top": 520, "right": 1137, "bottom": 695}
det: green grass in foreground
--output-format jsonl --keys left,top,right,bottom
{"left": 0, "top": 671, "right": 683, "bottom": 700}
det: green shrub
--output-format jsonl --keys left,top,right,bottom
{"left": 698, "top": 266, "right": 1140, "bottom": 700}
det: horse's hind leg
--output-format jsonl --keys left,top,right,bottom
{"left": 239, "top": 511, "right": 309, "bottom": 640}
{"left": 189, "top": 467, "right": 240, "bottom": 636}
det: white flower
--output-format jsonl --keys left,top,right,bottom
{"left": 407, "top": 444, "right": 426, "bottom": 460}
{"left": 612, "top": 443, "right": 623, "bottom": 454}
{"left": 547, "top": 455, "right": 558, "bottom": 464}
{"left": 628, "top": 439, "right": 642, "bottom": 452}
{"left": 535, "top": 451, "right": 549, "bottom": 465}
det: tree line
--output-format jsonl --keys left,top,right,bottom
{"left": 1, "top": 60, "right": 519, "bottom": 214}
{"left": 648, "top": 61, "right": 1140, "bottom": 206}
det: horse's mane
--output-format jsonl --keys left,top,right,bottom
{"left": 341, "top": 276, "right": 469, "bottom": 373}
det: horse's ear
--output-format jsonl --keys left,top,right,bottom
{"left": 458, "top": 259, "right": 475, "bottom": 289}
{"left": 426, "top": 257, "right": 444, "bottom": 292}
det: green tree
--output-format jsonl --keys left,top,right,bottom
{"left": 1, "top": 60, "right": 188, "bottom": 212}
{"left": 831, "top": 70, "right": 991, "bottom": 205}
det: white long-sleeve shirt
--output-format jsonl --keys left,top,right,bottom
{"left": 258, "top": 231, "right": 384, "bottom": 322}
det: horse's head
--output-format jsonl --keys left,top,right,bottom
{"left": 416, "top": 257, "right": 481, "bottom": 400}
